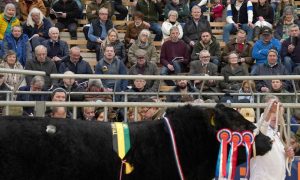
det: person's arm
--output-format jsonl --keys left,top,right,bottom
{"left": 41, "top": 19, "right": 52, "bottom": 39}
{"left": 161, "top": 22, "right": 170, "bottom": 37}
{"left": 87, "top": 23, "right": 99, "bottom": 42}
{"left": 24, "top": 61, "right": 33, "bottom": 85}
{"left": 148, "top": 64, "right": 160, "bottom": 92}
{"left": 178, "top": 24, "right": 183, "bottom": 39}
{"left": 66, "top": 1, "right": 80, "bottom": 18}
{"left": 149, "top": 45, "right": 158, "bottom": 64}
{"left": 86, "top": 61, "right": 93, "bottom": 74}
{"left": 198, "top": 0, "right": 208, "bottom": 7}
{"left": 127, "top": 45, "right": 137, "bottom": 66}
{"left": 160, "top": 43, "right": 169, "bottom": 67}
{"left": 50, "top": 62, "right": 58, "bottom": 85}
{"left": 247, "top": 1, "right": 254, "bottom": 26}
{"left": 119, "top": 61, "right": 128, "bottom": 91}
{"left": 26, "top": 41, "right": 33, "bottom": 64}
{"left": 252, "top": 43, "right": 268, "bottom": 60}
{"left": 191, "top": 42, "right": 200, "bottom": 61}
{"left": 226, "top": 4, "right": 235, "bottom": 24}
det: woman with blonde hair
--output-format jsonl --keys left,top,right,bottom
{"left": 22, "top": 7, "right": 52, "bottom": 49}
{"left": 98, "top": 28, "right": 126, "bottom": 62}
{"left": 0, "top": 3, "right": 20, "bottom": 41}
{"left": 0, "top": 50, "right": 26, "bottom": 90}
{"left": 237, "top": 80, "right": 256, "bottom": 103}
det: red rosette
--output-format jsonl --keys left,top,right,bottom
{"left": 217, "top": 128, "right": 232, "bottom": 143}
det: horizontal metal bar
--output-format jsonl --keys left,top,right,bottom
{"left": 1, "top": 101, "right": 300, "bottom": 108}
{"left": 0, "top": 68, "right": 46, "bottom": 76}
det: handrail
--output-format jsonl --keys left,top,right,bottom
{"left": 0, "top": 68, "right": 46, "bottom": 76}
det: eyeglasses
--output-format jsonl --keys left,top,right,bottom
{"left": 201, "top": 56, "right": 210, "bottom": 59}
{"left": 137, "top": 56, "right": 145, "bottom": 60}
{"left": 100, "top": 13, "right": 108, "bottom": 15}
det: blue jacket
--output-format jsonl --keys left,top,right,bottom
{"left": 252, "top": 38, "right": 281, "bottom": 65}
{"left": 23, "top": 18, "right": 52, "bottom": 39}
{"left": 3, "top": 33, "right": 32, "bottom": 66}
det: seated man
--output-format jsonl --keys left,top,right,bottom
{"left": 166, "top": 79, "right": 198, "bottom": 102}
{"left": 183, "top": 5, "right": 211, "bottom": 50}
{"left": 128, "top": 49, "right": 159, "bottom": 92}
{"left": 223, "top": 0, "right": 254, "bottom": 43}
{"left": 191, "top": 30, "right": 221, "bottom": 66}
{"left": 86, "top": 7, "right": 113, "bottom": 60}
{"left": 95, "top": 45, "right": 127, "bottom": 93}
{"left": 42, "top": 27, "right": 69, "bottom": 70}
{"left": 252, "top": 27, "right": 281, "bottom": 73}
{"left": 160, "top": 26, "right": 189, "bottom": 85}
{"left": 189, "top": 50, "right": 219, "bottom": 101}
{"left": 25, "top": 45, "right": 58, "bottom": 89}
{"left": 251, "top": 49, "right": 291, "bottom": 92}
{"left": 222, "top": 29, "right": 253, "bottom": 71}
{"left": 59, "top": 46, "right": 93, "bottom": 84}
{"left": 16, "top": 75, "right": 47, "bottom": 116}
{"left": 84, "top": 79, "right": 112, "bottom": 102}
{"left": 50, "top": 0, "right": 80, "bottom": 39}
{"left": 281, "top": 24, "right": 300, "bottom": 74}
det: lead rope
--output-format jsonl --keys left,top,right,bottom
{"left": 164, "top": 117, "right": 185, "bottom": 180}
{"left": 275, "top": 103, "right": 293, "bottom": 176}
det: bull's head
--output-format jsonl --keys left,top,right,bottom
{"left": 211, "top": 104, "right": 272, "bottom": 156}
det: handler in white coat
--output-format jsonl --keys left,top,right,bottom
{"left": 250, "top": 95, "right": 294, "bottom": 180}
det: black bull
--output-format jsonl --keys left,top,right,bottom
{"left": 0, "top": 104, "right": 272, "bottom": 180}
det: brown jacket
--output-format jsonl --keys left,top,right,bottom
{"left": 124, "top": 22, "right": 149, "bottom": 48}
{"left": 222, "top": 38, "right": 253, "bottom": 65}
{"left": 19, "top": 0, "right": 47, "bottom": 21}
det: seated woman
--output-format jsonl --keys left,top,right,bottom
{"left": 237, "top": 80, "right": 256, "bottom": 103}
{"left": 128, "top": 29, "right": 158, "bottom": 67}
{"left": 161, "top": 10, "right": 183, "bottom": 44}
{"left": 0, "top": 50, "right": 25, "bottom": 90}
{"left": 219, "top": 52, "right": 249, "bottom": 92}
{"left": 275, "top": 6, "right": 300, "bottom": 42}
{"left": 0, "top": 3, "right": 20, "bottom": 41}
{"left": 23, "top": 8, "right": 52, "bottom": 49}
{"left": 98, "top": 28, "right": 126, "bottom": 62}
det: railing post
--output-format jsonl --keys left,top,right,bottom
{"left": 35, "top": 101, "right": 46, "bottom": 117}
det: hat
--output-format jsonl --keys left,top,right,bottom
{"left": 261, "top": 27, "right": 272, "bottom": 35}
{"left": 239, "top": 108, "right": 255, "bottom": 122}
{"left": 135, "top": 49, "right": 147, "bottom": 58}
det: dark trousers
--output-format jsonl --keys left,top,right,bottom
{"left": 114, "top": 2, "right": 128, "bottom": 20}
{"left": 56, "top": 22, "right": 77, "bottom": 39}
